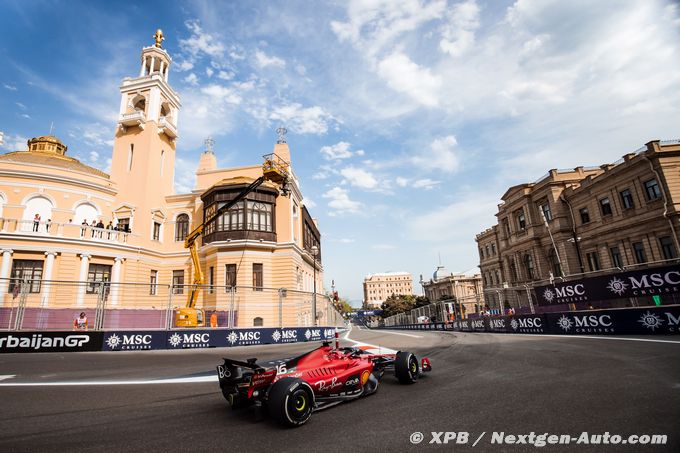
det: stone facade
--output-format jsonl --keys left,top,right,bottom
{"left": 421, "top": 266, "right": 483, "bottom": 314}
{"left": 476, "top": 140, "right": 680, "bottom": 309}
{"left": 363, "top": 272, "right": 413, "bottom": 309}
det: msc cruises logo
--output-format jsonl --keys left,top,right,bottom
{"left": 638, "top": 311, "right": 663, "bottom": 331}
{"left": 556, "top": 315, "right": 574, "bottom": 332}
{"left": 542, "top": 288, "right": 555, "bottom": 303}
{"left": 606, "top": 277, "right": 628, "bottom": 296}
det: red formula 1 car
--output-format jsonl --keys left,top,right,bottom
{"left": 216, "top": 338, "right": 432, "bottom": 426}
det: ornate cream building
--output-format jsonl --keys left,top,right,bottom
{"left": 363, "top": 272, "right": 413, "bottom": 309}
{"left": 0, "top": 33, "right": 324, "bottom": 328}
{"left": 420, "top": 265, "right": 483, "bottom": 314}
{"left": 476, "top": 140, "right": 680, "bottom": 310}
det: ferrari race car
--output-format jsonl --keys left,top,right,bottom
{"left": 216, "top": 339, "right": 432, "bottom": 426}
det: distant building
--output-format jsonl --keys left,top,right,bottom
{"left": 476, "top": 139, "right": 680, "bottom": 310}
{"left": 363, "top": 272, "right": 413, "bottom": 309}
{"left": 421, "top": 265, "right": 483, "bottom": 314}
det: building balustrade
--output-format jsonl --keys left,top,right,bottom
{"left": 0, "top": 218, "right": 131, "bottom": 244}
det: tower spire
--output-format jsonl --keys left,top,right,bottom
{"left": 153, "top": 29, "right": 165, "bottom": 48}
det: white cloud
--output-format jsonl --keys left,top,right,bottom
{"left": 332, "top": 238, "right": 356, "bottom": 244}
{"left": 3, "top": 84, "right": 17, "bottom": 91}
{"left": 330, "top": 0, "right": 446, "bottom": 59}
{"left": 217, "top": 70, "right": 234, "bottom": 80}
{"left": 340, "top": 166, "right": 379, "bottom": 190}
{"left": 174, "top": 157, "right": 197, "bottom": 194}
{"left": 377, "top": 52, "right": 441, "bottom": 107}
{"left": 15, "top": 102, "right": 26, "bottom": 109}
{"left": 322, "top": 187, "right": 362, "bottom": 215}
{"left": 0, "top": 133, "right": 28, "bottom": 151}
{"left": 254, "top": 50, "right": 285, "bottom": 68}
{"left": 20, "top": 113, "right": 31, "bottom": 119}
{"left": 269, "top": 103, "right": 335, "bottom": 135}
{"left": 396, "top": 177, "right": 409, "bottom": 187}
{"left": 205, "top": 67, "right": 214, "bottom": 77}
{"left": 176, "top": 60, "right": 194, "bottom": 72}
{"left": 303, "top": 198, "right": 317, "bottom": 209}
{"left": 439, "top": 0, "right": 480, "bottom": 57}
{"left": 371, "top": 244, "right": 396, "bottom": 251}
{"left": 88, "top": 150, "right": 99, "bottom": 163}
{"left": 184, "top": 73, "right": 199, "bottom": 86}
{"left": 200, "top": 84, "right": 242, "bottom": 104}
{"left": 179, "top": 20, "right": 226, "bottom": 61}
{"left": 412, "top": 135, "right": 460, "bottom": 173}
{"left": 412, "top": 178, "right": 441, "bottom": 189}
{"left": 320, "top": 141, "right": 364, "bottom": 160}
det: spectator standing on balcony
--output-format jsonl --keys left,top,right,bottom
{"left": 81, "top": 219, "right": 88, "bottom": 237}
{"left": 96, "top": 219, "right": 104, "bottom": 238}
{"left": 32, "top": 213, "right": 40, "bottom": 232}
{"left": 73, "top": 312, "right": 88, "bottom": 331}
{"left": 106, "top": 220, "right": 113, "bottom": 239}
{"left": 90, "top": 220, "right": 97, "bottom": 237}
{"left": 45, "top": 218, "right": 52, "bottom": 233}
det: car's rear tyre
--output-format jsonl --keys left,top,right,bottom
{"left": 267, "top": 377, "right": 314, "bottom": 427}
{"left": 395, "top": 351, "right": 419, "bottom": 384}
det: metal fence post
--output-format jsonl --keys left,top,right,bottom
{"left": 12, "top": 278, "right": 29, "bottom": 330}
{"left": 165, "top": 286, "right": 174, "bottom": 330}
{"left": 278, "top": 288, "right": 285, "bottom": 328}
{"left": 229, "top": 287, "right": 235, "bottom": 328}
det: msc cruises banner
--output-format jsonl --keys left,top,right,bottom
{"left": 386, "top": 305, "right": 680, "bottom": 335}
{"left": 534, "top": 264, "right": 680, "bottom": 306}
{"left": 1, "top": 327, "right": 337, "bottom": 353}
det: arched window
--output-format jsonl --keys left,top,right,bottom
{"left": 132, "top": 95, "right": 146, "bottom": 112}
{"left": 175, "top": 214, "right": 189, "bottom": 241}
{"left": 23, "top": 196, "right": 54, "bottom": 232}
{"left": 73, "top": 202, "right": 99, "bottom": 224}
{"left": 247, "top": 201, "right": 272, "bottom": 232}
{"left": 509, "top": 260, "right": 518, "bottom": 283}
{"left": 253, "top": 317, "right": 263, "bottom": 327}
{"left": 524, "top": 254, "right": 535, "bottom": 280}
{"left": 160, "top": 150, "right": 165, "bottom": 177}
{"left": 160, "top": 102, "right": 171, "bottom": 120}
{"left": 548, "top": 248, "right": 562, "bottom": 278}
{"left": 128, "top": 144, "right": 134, "bottom": 172}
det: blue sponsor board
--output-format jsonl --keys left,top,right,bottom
{"left": 0, "top": 326, "right": 338, "bottom": 354}
{"left": 103, "top": 331, "right": 167, "bottom": 351}
{"left": 383, "top": 305, "right": 680, "bottom": 336}
{"left": 0, "top": 331, "right": 103, "bottom": 353}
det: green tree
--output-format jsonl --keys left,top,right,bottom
{"left": 414, "top": 295, "right": 430, "bottom": 308}
{"left": 380, "top": 294, "right": 416, "bottom": 318}
{"left": 334, "top": 298, "right": 353, "bottom": 315}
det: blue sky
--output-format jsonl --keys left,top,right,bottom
{"left": 1, "top": 0, "right": 679, "bottom": 305}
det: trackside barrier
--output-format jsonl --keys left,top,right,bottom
{"left": 381, "top": 305, "right": 680, "bottom": 336}
{"left": 0, "top": 326, "right": 338, "bottom": 354}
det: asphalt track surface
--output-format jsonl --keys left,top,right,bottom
{"left": 0, "top": 327, "right": 679, "bottom": 452}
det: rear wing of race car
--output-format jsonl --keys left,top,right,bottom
{"left": 221, "top": 357, "right": 265, "bottom": 372}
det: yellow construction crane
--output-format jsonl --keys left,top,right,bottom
{"left": 174, "top": 153, "right": 290, "bottom": 327}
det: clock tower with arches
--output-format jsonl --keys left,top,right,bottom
{"left": 110, "top": 29, "right": 180, "bottom": 237}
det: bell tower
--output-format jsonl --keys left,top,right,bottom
{"left": 110, "top": 29, "right": 180, "bottom": 235}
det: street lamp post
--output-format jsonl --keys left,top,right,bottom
{"left": 311, "top": 245, "right": 318, "bottom": 327}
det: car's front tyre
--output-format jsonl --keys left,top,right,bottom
{"left": 267, "top": 377, "right": 315, "bottom": 427}
{"left": 394, "top": 351, "right": 419, "bottom": 384}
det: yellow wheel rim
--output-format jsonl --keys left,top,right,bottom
{"left": 295, "top": 394, "right": 306, "bottom": 411}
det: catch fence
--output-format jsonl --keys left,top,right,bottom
{"left": 0, "top": 278, "right": 344, "bottom": 331}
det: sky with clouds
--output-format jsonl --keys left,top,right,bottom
{"left": 1, "top": 0, "right": 679, "bottom": 305}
